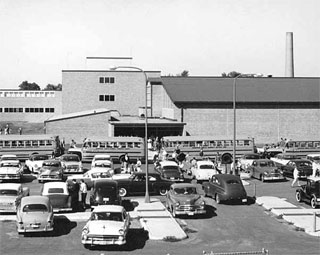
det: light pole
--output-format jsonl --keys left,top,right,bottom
{"left": 110, "top": 66, "right": 150, "bottom": 203}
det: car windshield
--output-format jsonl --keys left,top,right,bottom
{"left": 43, "top": 162, "right": 60, "bottom": 167}
{"left": 259, "top": 161, "right": 276, "bottom": 167}
{"left": 23, "top": 204, "right": 48, "bottom": 212}
{"left": 0, "top": 163, "right": 19, "bottom": 168}
{"left": 226, "top": 179, "right": 241, "bottom": 185}
{"left": 245, "top": 155, "right": 260, "bottom": 159}
{"left": 95, "top": 157, "right": 110, "bottom": 161}
{"left": 34, "top": 155, "right": 49, "bottom": 161}
{"left": 296, "top": 161, "right": 312, "bottom": 167}
{"left": 199, "top": 164, "right": 214, "bottom": 169}
{"left": 90, "top": 212, "right": 123, "bottom": 221}
{"left": 94, "top": 162, "right": 111, "bottom": 168}
{"left": 0, "top": 189, "right": 18, "bottom": 196}
{"left": 48, "top": 188, "right": 64, "bottom": 194}
{"left": 174, "top": 187, "right": 197, "bottom": 195}
{"left": 63, "top": 156, "right": 79, "bottom": 162}
{"left": 91, "top": 172, "right": 111, "bottom": 178}
{"left": 163, "top": 165, "right": 179, "bottom": 171}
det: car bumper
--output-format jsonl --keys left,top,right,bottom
{"left": 263, "top": 175, "right": 285, "bottom": 180}
{"left": 38, "top": 177, "right": 63, "bottom": 181}
{"left": 53, "top": 207, "right": 72, "bottom": 213}
{"left": 82, "top": 237, "right": 126, "bottom": 246}
{"left": 17, "top": 225, "right": 54, "bottom": 233}
{"left": 175, "top": 208, "right": 206, "bottom": 216}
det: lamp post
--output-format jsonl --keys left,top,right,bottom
{"left": 110, "top": 66, "right": 150, "bottom": 203}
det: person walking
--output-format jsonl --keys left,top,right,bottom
{"left": 68, "top": 179, "right": 80, "bottom": 212}
{"left": 79, "top": 179, "right": 88, "bottom": 210}
{"left": 291, "top": 163, "right": 300, "bottom": 187}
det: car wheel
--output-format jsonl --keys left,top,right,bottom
{"left": 83, "top": 244, "right": 91, "bottom": 249}
{"left": 296, "top": 191, "right": 302, "bottom": 202}
{"left": 215, "top": 194, "right": 221, "bottom": 204}
{"left": 159, "top": 187, "right": 168, "bottom": 196}
{"left": 119, "top": 187, "right": 127, "bottom": 197}
{"left": 311, "top": 196, "right": 317, "bottom": 209}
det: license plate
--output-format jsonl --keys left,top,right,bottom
{"left": 242, "top": 199, "right": 247, "bottom": 203}
{"left": 31, "top": 224, "right": 40, "bottom": 228}
{"left": 187, "top": 212, "right": 195, "bottom": 216}
{"left": 103, "top": 198, "right": 109, "bottom": 202}
{"left": 170, "top": 177, "right": 175, "bottom": 180}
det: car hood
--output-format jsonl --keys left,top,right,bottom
{"left": 258, "top": 167, "right": 279, "bottom": 173}
{"left": 172, "top": 194, "right": 202, "bottom": 204}
{"left": 40, "top": 169, "right": 61, "bottom": 175}
{"left": 0, "top": 196, "right": 17, "bottom": 204}
{"left": 87, "top": 220, "right": 125, "bottom": 235}
{"left": 0, "top": 167, "right": 20, "bottom": 174}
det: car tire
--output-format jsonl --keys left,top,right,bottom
{"left": 215, "top": 194, "right": 221, "bottom": 204}
{"left": 119, "top": 187, "right": 127, "bottom": 197}
{"left": 159, "top": 187, "right": 168, "bottom": 196}
{"left": 296, "top": 191, "right": 302, "bottom": 202}
{"left": 311, "top": 196, "right": 317, "bottom": 209}
{"left": 83, "top": 244, "right": 91, "bottom": 249}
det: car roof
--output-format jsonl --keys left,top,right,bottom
{"left": 215, "top": 174, "right": 241, "bottom": 181}
{"left": 197, "top": 160, "right": 214, "bottom": 165}
{"left": 160, "top": 160, "right": 178, "bottom": 166}
{"left": 0, "top": 183, "right": 21, "bottom": 190}
{"left": 43, "top": 181, "right": 67, "bottom": 188}
{"left": 306, "top": 153, "right": 320, "bottom": 157}
{"left": 1, "top": 154, "right": 17, "bottom": 158}
{"left": 21, "top": 196, "right": 49, "bottom": 206}
{"left": 43, "top": 159, "right": 61, "bottom": 163}
{"left": 170, "top": 183, "right": 197, "bottom": 189}
{"left": 0, "top": 160, "right": 20, "bottom": 165}
{"left": 92, "top": 205, "right": 124, "bottom": 213}
{"left": 94, "top": 154, "right": 111, "bottom": 158}
{"left": 94, "top": 179, "right": 117, "bottom": 186}
{"left": 289, "top": 159, "right": 311, "bottom": 163}
{"left": 61, "top": 154, "right": 78, "bottom": 158}
{"left": 254, "top": 159, "right": 273, "bottom": 162}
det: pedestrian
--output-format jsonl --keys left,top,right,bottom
{"left": 70, "top": 139, "right": 76, "bottom": 148}
{"left": 291, "top": 163, "right": 300, "bottom": 187}
{"left": 199, "top": 146, "right": 204, "bottom": 158}
{"left": 80, "top": 179, "right": 88, "bottom": 210}
{"left": 18, "top": 127, "right": 22, "bottom": 135}
{"left": 136, "top": 158, "right": 142, "bottom": 172}
{"left": 68, "top": 179, "right": 80, "bottom": 212}
{"left": 123, "top": 153, "right": 130, "bottom": 172}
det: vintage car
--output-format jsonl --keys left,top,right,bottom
{"left": 238, "top": 153, "right": 261, "bottom": 168}
{"left": 81, "top": 205, "right": 130, "bottom": 248}
{"left": 16, "top": 196, "right": 54, "bottom": 234}
{"left": 66, "top": 168, "right": 113, "bottom": 190}
{"left": 249, "top": 159, "right": 285, "bottom": 182}
{"left": 0, "top": 161, "right": 24, "bottom": 181}
{"left": 156, "top": 160, "right": 184, "bottom": 182}
{"left": 270, "top": 153, "right": 301, "bottom": 167}
{"left": 90, "top": 179, "right": 121, "bottom": 208}
{"left": 280, "top": 159, "right": 313, "bottom": 179}
{"left": 41, "top": 182, "right": 72, "bottom": 212}
{"left": 91, "top": 154, "right": 113, "bottom": 168}
{"left": 25, "top": 154, "right": 50, "bottom": 174}
{"left": 59, "top": 154, "right": 83, "bottom": 175}
{"left": 91, "top": 161, "right": 114, "bottom": 176}
{"left": 165, "top": 183, "right": 206, "bottom": 217}
{"left": 189, "top": 160, "right": 220, "bottom": 182}
{"left": 202, "top": 174, "right": 248, "bottom": 204}
{"left": 116, "top": 172, "right": 172, "bottom": 197}
{"left": 306, "top": 154, "right": 320, "bottom": 176}
{"left": 38, "top": 159, "right": 64, "bottom": 183}
{"left": 0, "top": 183, "right": 29, "bottom": 213}
{"left": 265, "top": 148, "right": 283, "bottom": 159}
{"left": 296, "top": 176, "right": 320, "bottom": 209}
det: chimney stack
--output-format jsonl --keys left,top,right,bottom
{"left": 285, "top": 32, "right": 294, "bottom": 77}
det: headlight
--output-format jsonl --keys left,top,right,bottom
{"left": 119, "top": 229, "right": 124, "bottom": 235}
{"left": 95, "top": 196, "right": 100, "bottom": 202}
{"left": 200, "top": 201, "right": 205, "bottom": 206}
{"left": 82, "top": 227, "right": 89, "bottom": 235}
{"left": 175, "top": 202, "right": 180, "bottom": 207}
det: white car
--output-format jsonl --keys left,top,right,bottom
{"left": 238, "top": 153, "right": 261, "bottom": 168}
{"left": 59, "top": 154, "right": 83, "bottom": 174}
{"left": 91, "top": 154, "right": 113, "bottom": 168}
{"left": 0, "top": 183, "right": 29, "bottom": 213}
{"left": 0, "top": 154, "right": 19, "bottom": 163}
{"left": 0, "top": 161, "right": 24, "bottom": 181}
{"left": 41, "top": 182, "right": 72, "bottom": 212}
{"left": 81, "top": 205, "right": 130, "bottom": 248}
{"left": 306, "top": 154, "right": 320, "bottom": 176}
{"left": 190, "top": 160, "right": 220, "bottom": 182}
{"left": 25, "top": 154, "right": 50, "bottom": 174}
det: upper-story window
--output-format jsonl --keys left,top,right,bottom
{"left": 99, "top": 95, "right": 115, "bottom": 101}
{"left": 99, "top": 77, "right": 115, "bottom": 84}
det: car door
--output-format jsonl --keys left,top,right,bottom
{"left": 130, "top": 174, "right": 147, "bottom": 194}
{"left": 207, "top": 176, "right": 220, "bottom": 197}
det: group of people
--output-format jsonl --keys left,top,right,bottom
{"left": 0, "top": 124, "right": 22, "bottom": 135}
{"left": 67, "top": 179, "right": 88, "bottom": 211}
{"left": 120, "top": 153, "right": 142, "bottom": 174}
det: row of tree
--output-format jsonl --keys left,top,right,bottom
{"left": 18, "top": 81, "right": 62, "bottom": 91}
{"left": 167, "top": 71, "right": 264, "bottom": 78}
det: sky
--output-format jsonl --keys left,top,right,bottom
{"left": 0, "top": 0, "right": 319, "bottom": 89}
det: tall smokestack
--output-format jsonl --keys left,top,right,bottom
{"left": 285, "top": 32, "right": 294, "bottom": 77}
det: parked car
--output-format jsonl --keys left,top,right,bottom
{"left": 0, "top": 183, "right": 29, "bottom": 213}
{"left": 41, "top": 182, "right": 72, "bottom": 212}
{"left": 81, "top": 205, "right": 130, "bottom": 248}
{"left": 91, "top": 161, "right": 114, "bottom": 176}
{"left": 238, "top": 153, "right": 260, "bottom": 168}
{"left": 25, "top": 154, "right": 50, "bottom": 174}
{"left": 189, "top": 160, "right": 220, "bottom": 182}
{"left": 116, "top": 172, "right": 172, "bottom": 197}
{"left": 249, "top": 159, "right": 285, "bottom": 182}
{"left": 16, "top": 196, "right": 54, "bottom": 234}
{"left": 90, "top": 179, "right": 122, "bottom": 208}
{"left": 202, "top": 174, "right": 247, "bottom": 204}
{"left": 59, "top": 154, "right": 83, "bottom": 175}
{"left": 156, "top": 160, "right": 184, "bottom": 182}
{"left": 280, "top": 159, "right": 313, "bottom": 179}
{"left": 265, "top": 148, "right": 283, "bottom": 159}
{"left": 91, "top": 154, "right": 113, "bottom": 168}
{"left": 296, "top": 176, "right": 320, "bottom": 209}
{"left": 0, "top": 161, "right": 24, "bottom": 182}
{"left": 38, "top": 160, "right": 64, "bottom": 183}
{"left": 66, "top": 168, "right": 113, "bottom": 190}
{"left": 271, "top": 153, "right": 301, "bottom": 167}
{"left": 165, "top": 183, "right": 206, "bottom": 217}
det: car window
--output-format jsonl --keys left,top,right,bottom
{"left": 226, "top": 179, "right": 241, "bottom": 185}
{"left": 95, "top": 162, "right": 111, "bottom": 168}
{"left": 43, "top": 162, "right": 61, "bottom": 167}
{"left": 91, "top": 212, "right": 123, "bottom": 221}
{"left": 23, "top": 204, "right": 48, "bottom": 212}
{"left": 34, "top": 155, "right": 49, "bottom": 161}
{"left": 63, "top": 156, "right": 79, "bottom": 162}
{"left": 91, "top": 172, "right": 111, "bottom": 178}
{"left": 199, "top": 164, "right": 214, "bottom": 169}
{"left": 48, "top": 188, "right": 64, "bottom": 194}
{"left": 0, "top": 189, "right": 18, "bottom": 196}
{"left": 297, "top": 161, "right": 312, "bottom": 167}
{"left": 163, "top": 165, "right": 179, "bottom": 171}
{"left": 174, "top": 187, "right": 197, "bottom": 195}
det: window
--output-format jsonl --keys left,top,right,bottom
{"left": 99, "top": 94, "right": 115, "bottom": 101}
{"left": 99, "top": 95, "right": 104, "bottom": 101}
{"left": 99, "top": 76, "right": 115, "bottom": 84}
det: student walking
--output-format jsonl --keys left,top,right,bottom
{"left": 80, "top": 179, "right": 87, "bottom": 210}
{"left": 291, "top": 163, "right": 300, "bottom": 187}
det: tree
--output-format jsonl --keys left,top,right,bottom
{"left": 43, "top": 83, "right": 62, "bottom": 91}
{"left": 180, "top": 70, "right": 189, "bottom": 77}
{"left": 18, "top": 81, "right": 40, "bottom": 90}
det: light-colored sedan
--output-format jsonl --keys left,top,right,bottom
{"left": 16, "top": 196, "right": 54, "bottom": 234}
{"left": 0, "top": 183, "right": 29, "bottom": 213}
{"left": 190, "top": 160, "right": 220, "bottom": 182}
{"left": 59, "top": 154, "right": 83, "bottom": 174}
{"left": 0, "top": 161, "right": 23, "bottom": 182}
{"left": 25, "top": 154, "right": 50, "bottom": 174}
{"left": 38, "top": 160, "right": 64, "bottom": 183}
{"left": 91, "top": 154, "right": 113, "bottom": 168}
{"left": 81, "top": 205, "right": 130, "bottom": 248}
{"left": 41, "top": 182, "right": 72, "bottom": 212}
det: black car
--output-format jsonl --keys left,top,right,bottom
{"left": 89, "top": 179, "right": 122, "bottom": 208}
{"left": 115, "top": 172, "right": 172, "bottom": 197}
{"left": 281, "top": 159, "right": 313, "bottom": 178}
{"left": 296, "top": 176, "right": 320, "bottom": 208}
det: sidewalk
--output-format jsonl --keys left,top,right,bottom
{"left": 256, "top": 196, "right": 320, "bottom": 237}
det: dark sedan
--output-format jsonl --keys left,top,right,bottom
{"left": 115, "top": 172, "right": 172, "bottom": 197}
{"left": 281, "top": 159, "right": 313, "bottom": 179}
{"left": 202, "top": 174, "right": 247, "bottom": 204}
